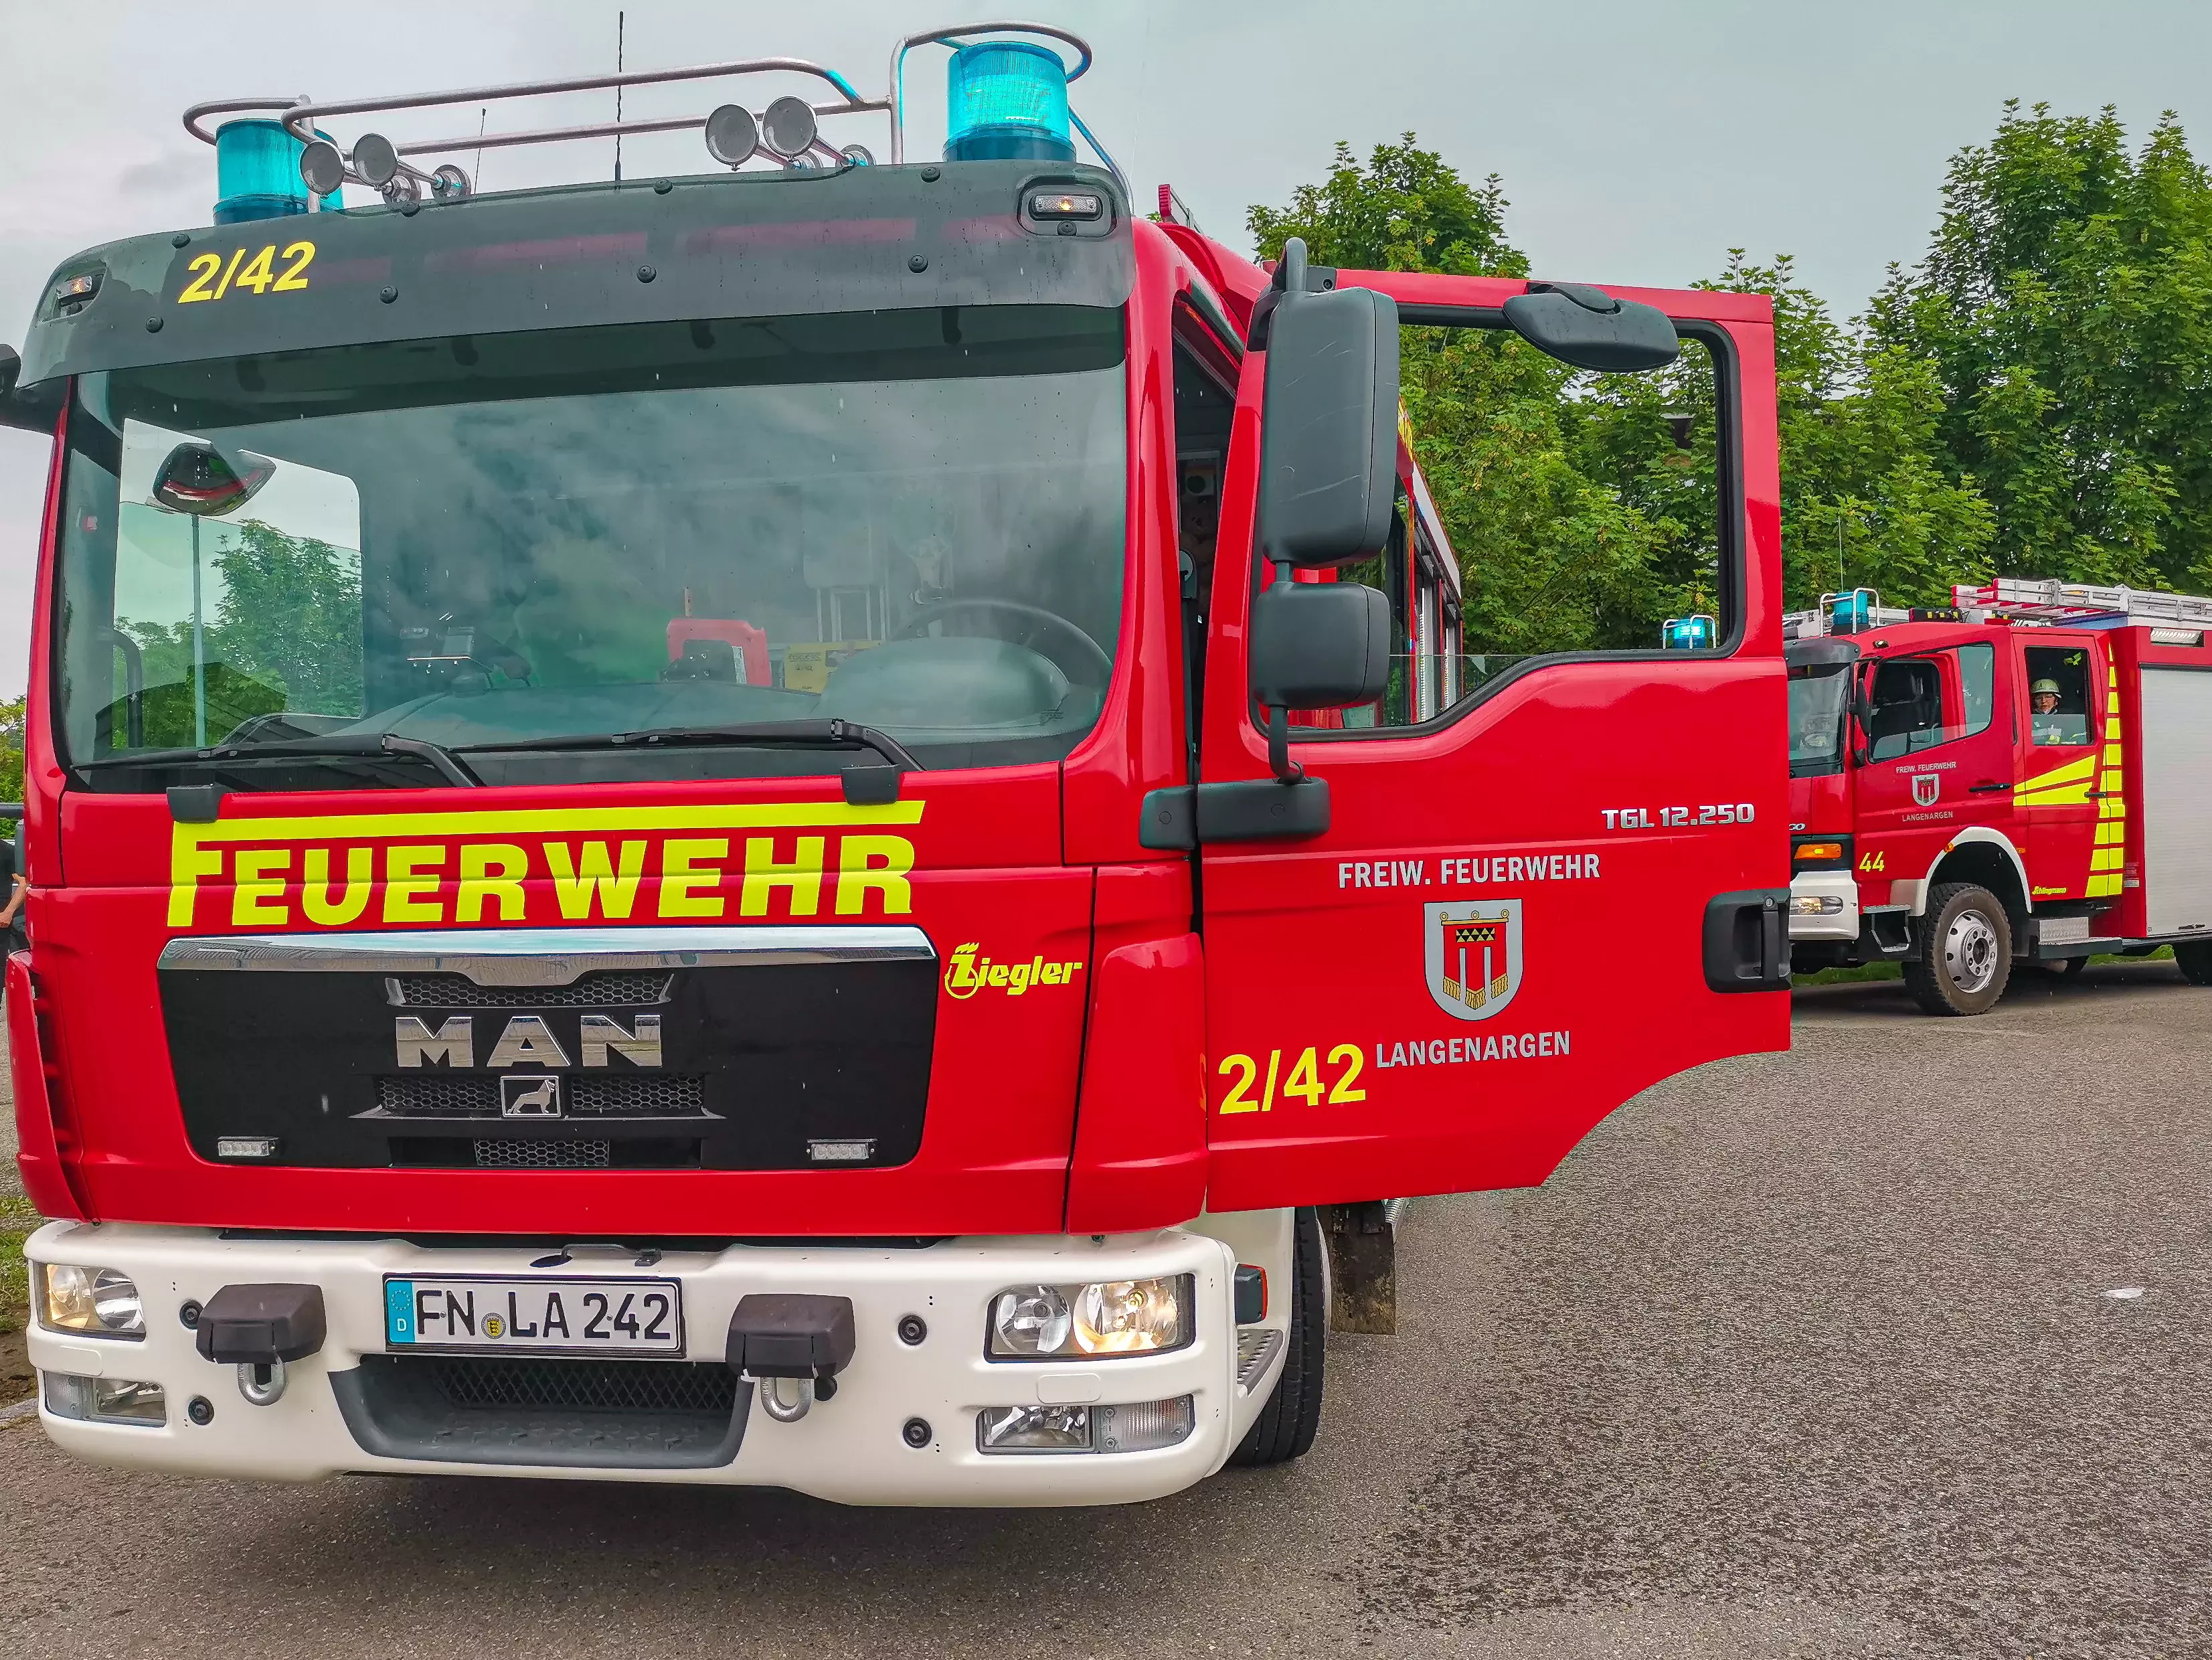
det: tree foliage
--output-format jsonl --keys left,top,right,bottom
{"left": 1871, "top": 102, "right": 2212, "bottom": 590}
{"left": 119, "top": 519, "right": 362, "bottom": 746}
{"left": 1245, "top": 126, "right": 2111, "bottom": 653}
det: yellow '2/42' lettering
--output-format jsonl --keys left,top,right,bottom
{"left": 1216, "top": 1044, "right": 1367, "bottom": 1114}
{"left": 175, "top": 240, "right": 315, "bottom": 304}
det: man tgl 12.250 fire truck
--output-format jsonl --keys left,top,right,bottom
{"left": 1787, "top": 578, "right": 2212, "bottom": 1014}
{"left": 0, "top": 25, "right": 1790, "bottom": 1503}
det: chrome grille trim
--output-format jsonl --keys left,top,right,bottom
{"left": 161, "top": 926, "right": 936, "bottom": 983}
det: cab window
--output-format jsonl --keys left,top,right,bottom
{"left": 1863, "top": 644, "right": 1994, "bottom": 762}
{"left": 2023, "top": 646, "right": 2094, "bottom": 747}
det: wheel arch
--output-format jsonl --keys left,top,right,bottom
{"left": 1926, "top": 830, "right": 2031, "bottom": 934}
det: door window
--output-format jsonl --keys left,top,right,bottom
{"left": 1331, "top": 318, "right": 1734, "bottom": 732}
{"left": 1863, "top": 645, "right": 1995, "bottom": 762}
{"left": 2023, "top": 646, "right": 2094, "bottom": 747}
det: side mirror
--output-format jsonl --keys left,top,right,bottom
{"left": 1256, "top": 243, "right": 1400, "bottom": 568}
{"left": 1502, "top": 281, "right": 1680, "bottom": 374}
{"left": 150, "top": 441, "right": 275, "bottom": 517}
{"left": 0, "top": 345, "right": 48, "bottom": 435}
{"left": 1251, "top": 578, "right": 1392, "bottom": 709}
{"left": 1249, "top": 576, "right": 1391, "bottom": 782}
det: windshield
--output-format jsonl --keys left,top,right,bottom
{"left": 1788, "top": 664, "right": 1851, "bottom": 776}
{"left": 55, "top": 305, "right": 1127, "bottom": 789}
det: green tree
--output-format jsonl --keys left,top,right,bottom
{"left": 119, "top": 518, "right": 362, "bottom": 746}
{"left": 0, "top": 695, "right": 23, "bottom": 802}
{"left": 1248, "top": 135, "right": 1525, "bottom": 278}
{"left": 1871, "top": 102, "right": 2212, "bottom": 590}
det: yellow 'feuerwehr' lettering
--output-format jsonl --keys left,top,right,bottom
{"left": 659, "top": 839, "right": 728, "bottom": 918}
{"left": 836, "top": 835, "right": 914, "bottom": 916}
{"left": 456, "top": 844, "right": 527, "bottom": 923}
{"left": 384, "top": 845, "right": 446, "bottom": 923}
{"left": 163, "top": 801, "right": 927, "bottom": 932}
{"left": 301, "top": 847, "right": 373, "bottom": 926}
{"left": 544, "top": 839, "right": 646, "bottom": 920}
{"left": 231, "top": 849, "right": 290, "bottom": 926}
{"left": 741, "top": 835, "right": 825, "bottom": 917}
{"left": 168, "top": 840, "right": 225, "bottom": 927}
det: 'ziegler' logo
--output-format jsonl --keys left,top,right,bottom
{"left": 1424, "top": 900, "right": 1524, "bottom": 1021}
{"left": 943, "top": 944, "right": 1084, "bottom": 999}
{"left": 396, "top": 1013, "right": 662, "bottom": 1070}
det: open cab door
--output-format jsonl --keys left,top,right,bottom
{"left": 1199, "top": 252, "right": 1791, "bottom": 1211}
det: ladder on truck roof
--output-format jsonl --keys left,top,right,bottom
{"left": 1952, "top": 578, "right": 2212, "bottom": 628}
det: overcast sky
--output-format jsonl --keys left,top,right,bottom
{"left": 3, "top": 0, "right": 2210, "bottom": 695}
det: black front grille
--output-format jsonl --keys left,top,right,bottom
{"left": 388, "top": 1135, "right": 703, "bottom": 1171}
{"left": 414, "top": 1355, "right": 739, "bottom": 1414}
{"left": 333, "top": 1353, "right": 750, "bottom": 1470}
{"left": 379, "top": 1074, "right": 501, "bottom": 1117}
{"left": 388, "top": 972, "right": 674, "bottom": 1009}
{"left": 476, "top": 1137, "right": 612, "bottom": 1169}
{"left": 376, "top": 1074, "right": 708, "bottom": 1119}
{"left": 572, "top": 1074, "right": 706, "bottom": 1116}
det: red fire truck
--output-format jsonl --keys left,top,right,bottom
{"left": 1786, "top": 578, "right": 2212, "bottom": 1013}
{"left": 0, "top": 25, "right": 1790, "bottom": 1503}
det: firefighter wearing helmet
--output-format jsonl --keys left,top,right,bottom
{"left": 2029, "top": 677, "right": 2069, "bottom": 745}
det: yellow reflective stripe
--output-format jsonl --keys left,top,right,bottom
{"left": 2019, "top": 754, "right": 2096, "bottom": 793}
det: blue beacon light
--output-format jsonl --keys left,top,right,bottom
{"left": 943, "top": 41, "right": 1075, "bottom": 163}
{"left": 214, "top": 118, "right": 341, "bottom": 224}
{"left": 1661, "top": 614, "right": 1716, "bottom": 650}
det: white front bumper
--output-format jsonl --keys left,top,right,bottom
{"left": 25, "top": 1221, "right": 1281, "bottom": 1507}
{"left": 1788, "top": 869, "right": 1861, "bottom": 940}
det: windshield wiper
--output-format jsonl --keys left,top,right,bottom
{"left": 460, "top": 719, "right": 918, "bottom": 804}
{"left": 79, "top": 732, "right": 483, "bottom": 788}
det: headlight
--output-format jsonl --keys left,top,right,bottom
{"left": 988, "top": 1275, "right": 1190, "bottom": 1360}
{"left": 37, "top": 1264, "right": 146, "bottom": 1337}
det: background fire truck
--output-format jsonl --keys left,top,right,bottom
{"left": 0, "top": 24, "right": 1790, "bottom": 1503}
{"left": 1786, "top": 578, "right": 2212, "bottom": 1013}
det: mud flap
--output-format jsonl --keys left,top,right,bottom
{"left": 1320, "top": 1200, "right": 1395, "bottom": 1334}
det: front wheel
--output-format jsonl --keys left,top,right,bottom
{"left": 1228, "top": 1207, "right": 1326, "bottom": 1467}
{"left": 1902, "top": 883, "right": 2013, "bottom": 1015}
{"left": 2176, "top": 941, "right": 2212, "bottom": 986}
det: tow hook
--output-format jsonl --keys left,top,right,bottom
{"left": 726, "top": 1294, "right": 856, "bottom": 1425}
{"left": 194, "top": 1284, "right": 327, "bottom": 1408}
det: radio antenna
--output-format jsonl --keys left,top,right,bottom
{"left": 613, "top": 11, "right": 626, "bottom": 181}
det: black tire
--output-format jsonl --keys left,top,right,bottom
{"left": 1229, "top": 1206, "right": 1326, "bottom": 1467}
{"left": 2177, "top": 941, "right": 2212, "bottom": 986}
{"left": 1901, "top": 882, "right": 2013, "bottom": 1015}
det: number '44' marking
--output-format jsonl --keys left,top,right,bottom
{"left": 1858, "top": 851, "right": 1886, "bottom": 873}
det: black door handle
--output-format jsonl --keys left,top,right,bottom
{"left": 1703, "top": 889, "right": 1791, "bottom": 993}
{"left": 1969, "top": 780, "right": 2009, "bottom": 793}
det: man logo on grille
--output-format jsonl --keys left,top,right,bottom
{"left": 1423, "top": 900, "right": 1523, "bottom": 1022}
{"left": 501, "top": 1075, "right": 562, "bottom": 1118}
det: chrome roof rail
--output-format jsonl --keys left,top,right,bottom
{"left": 182, "top": 22, "right": 1115, "bottom": 205}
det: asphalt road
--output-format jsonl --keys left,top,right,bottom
{"left": 6, "top": 962, "right": 2212, "bottom": 1659}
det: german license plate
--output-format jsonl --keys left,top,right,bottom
{"left": 384, "top": 1275, "right": 684, "bottom": 1356}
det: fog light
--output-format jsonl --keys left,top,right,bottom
{"left": 988, "top": 1276, "right": 1191, "bottom": 1359}
{"left": 977, "top": 1402, "right": 1090, "bottom": 1452}
{"left": 42, "top": 1373, "right": 166, "bottom": 1426}
{"left": 1792, "top": 896, "right": 1846, "bottom": 916}
{"left": 976, "top": 1396, "right": 1196, "bottom": 1455}
{"left": 38, "top": 1264, "right": 146, "bottom": 1337}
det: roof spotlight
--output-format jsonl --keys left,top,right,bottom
{"left": 760, "top": 96, "right": 818, "bottom": 160}
{"left": 703, "top": 103, "right": 759, "bottom": 168}
{"left": 353, "top": 132, "right": 401, "bottom": 189}
{"left": 298, "top": 138, "right": 348, "bottom": 199}
{"left": 430, "top": 163, "right": 471, "bottom": 201}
